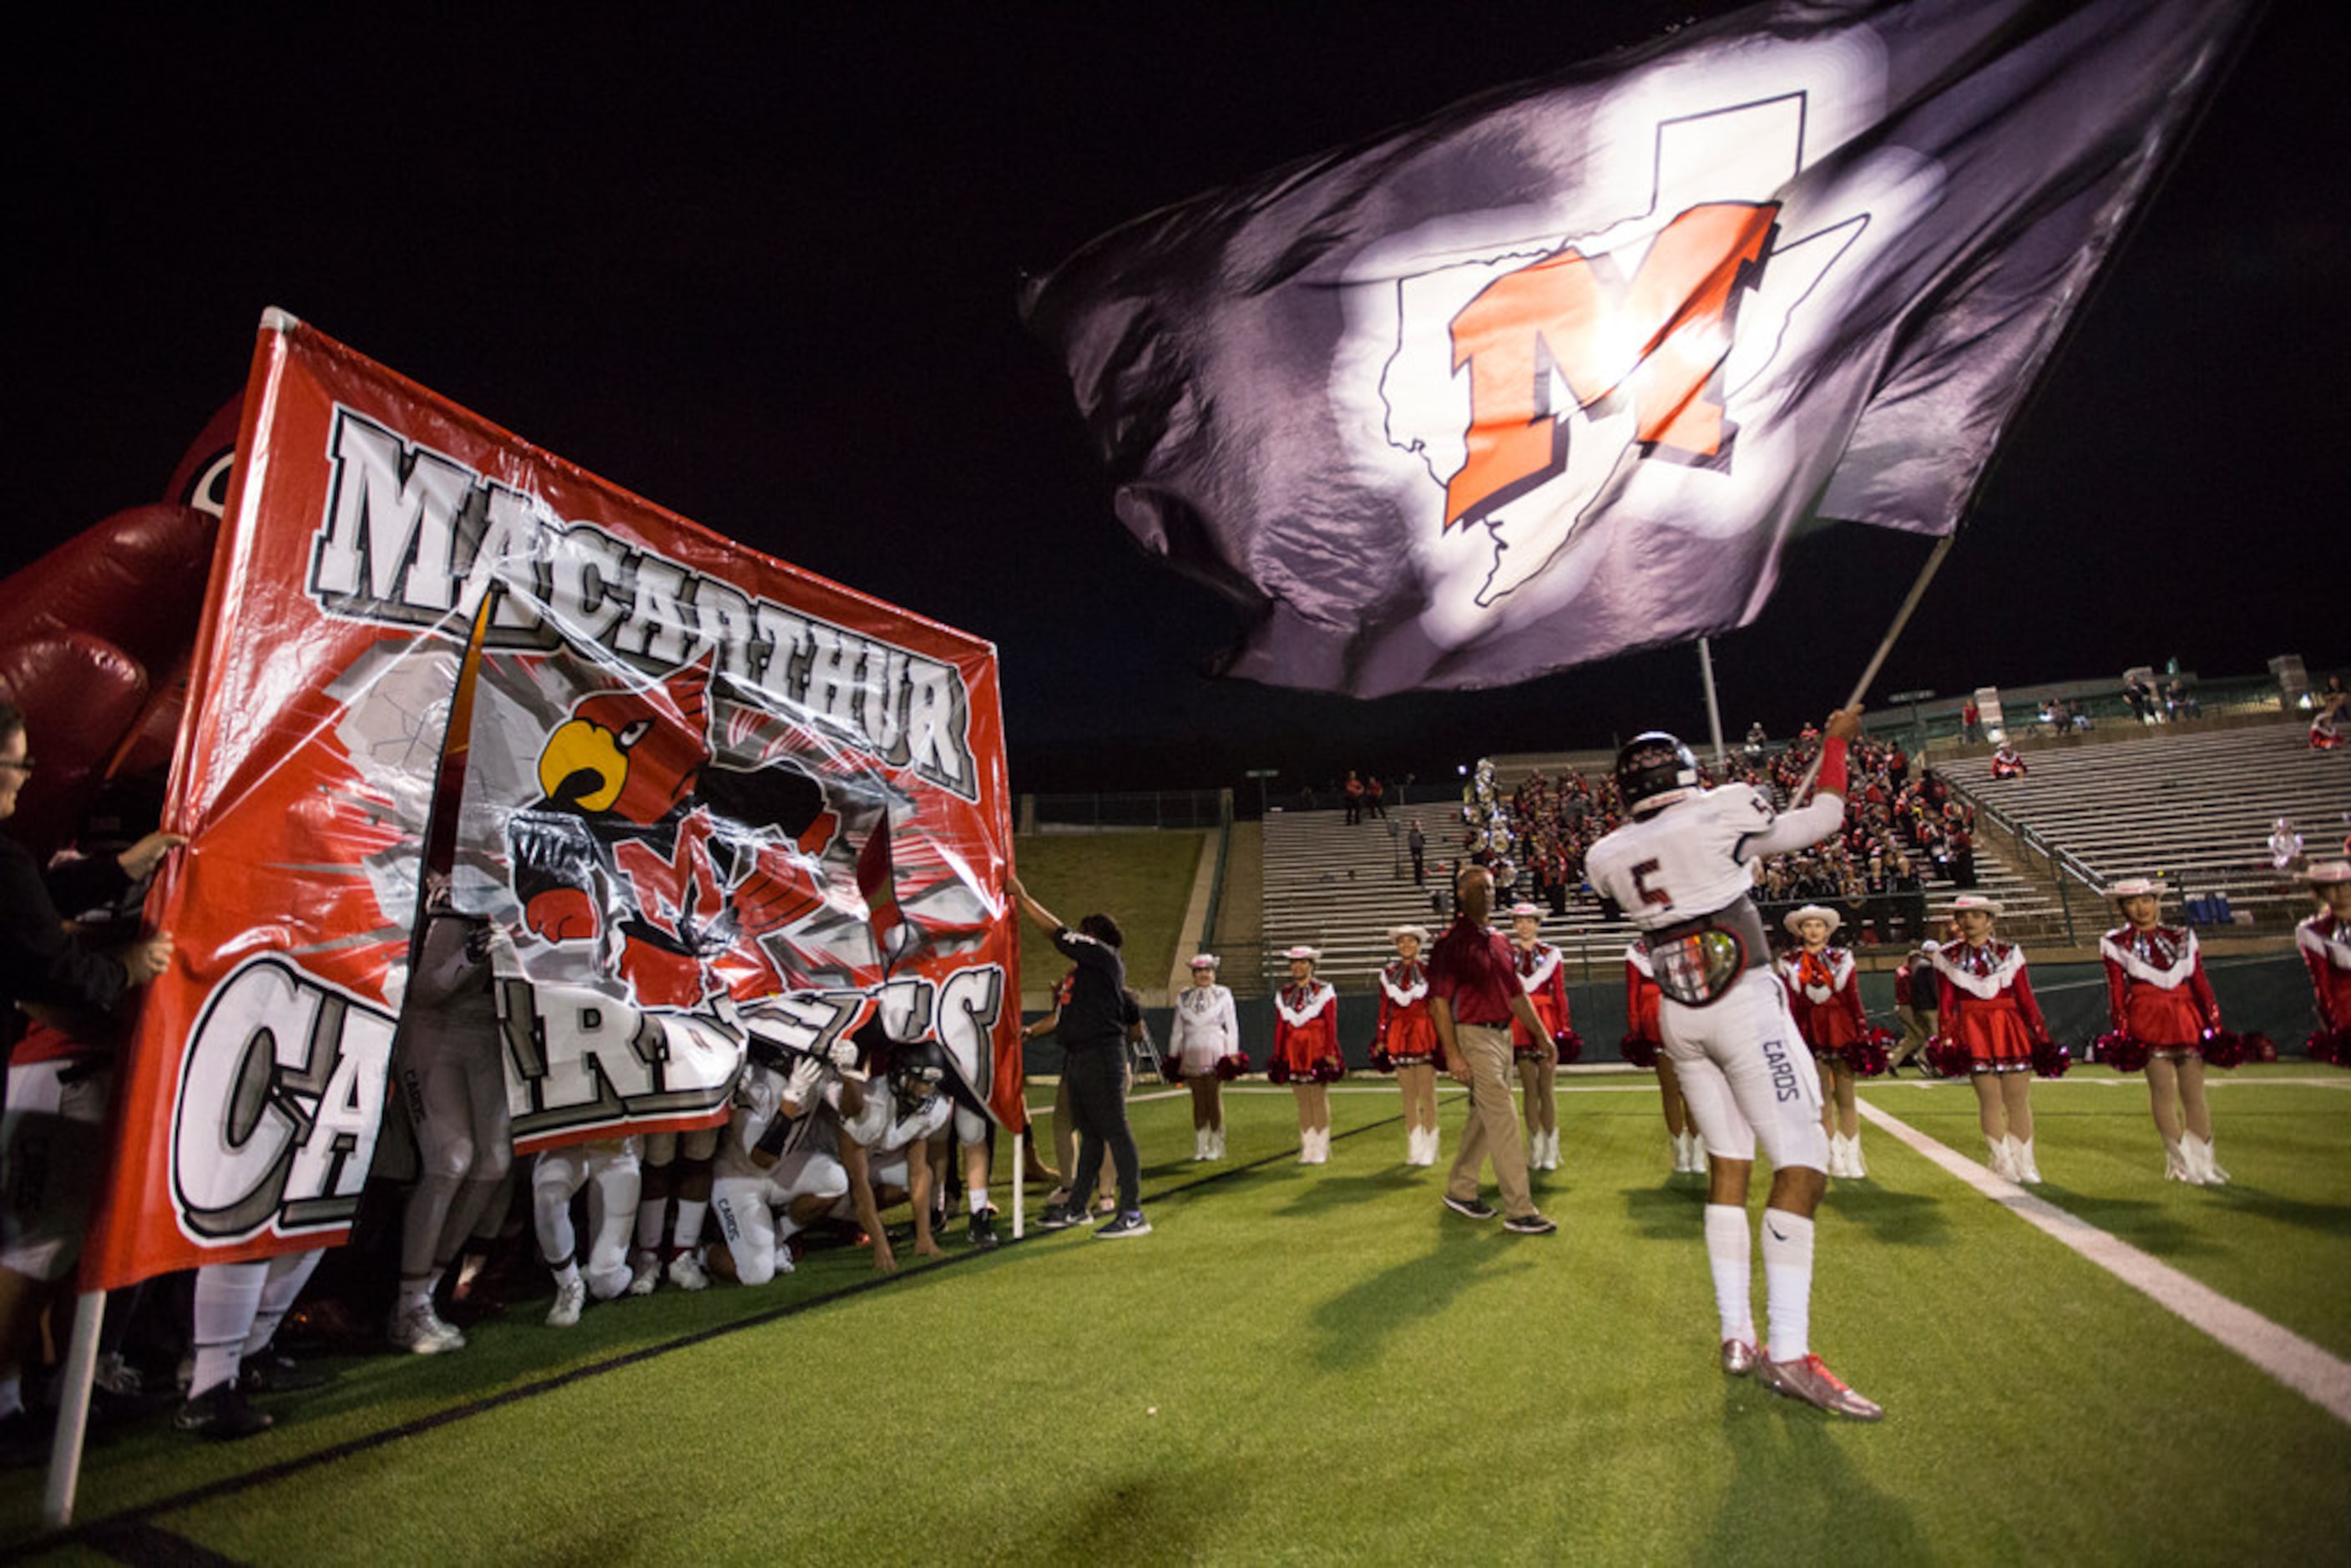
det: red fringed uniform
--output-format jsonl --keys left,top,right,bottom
{"left": 2298, "top": 909, "right": 2351, "bottom": 1034}
{"left": 1934, "top": 938, "right": 2047, "bottom": 1074}
{"left": 1377, "top": 959, "right": 1438, "bottom": 1067}
{"left": 1777, "top": 945, "right": 1868, "bottom": 1057}
{"left": 1273, "top": 979, "right": 1340, "bottom": 1077}
{"left": 1624, "top": 943, "right": 1661, "bottom": 1042}
{"left": 2099, "top": 923, "right": 2218, "bottom": 1052}
{"left": 1510, "top": 940, "right": 1569, "bottom": 1063}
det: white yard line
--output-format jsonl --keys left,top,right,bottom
{"left": 1858, "top": 1096, "right": 2351, "bottom": 1425}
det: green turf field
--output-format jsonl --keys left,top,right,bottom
{"left": 6, "top": 1066, "right": 2346, "bottom": 1564}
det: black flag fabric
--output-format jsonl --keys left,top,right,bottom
{"left": 1023, "top": 0, "right": 2251, "bottom": 696}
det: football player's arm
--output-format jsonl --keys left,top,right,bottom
{"left": 839, "top": 1139, "right": 896, "bottom": 1274}
{"left": 908, "top": 1139, "right": 939, "bottom": 1256}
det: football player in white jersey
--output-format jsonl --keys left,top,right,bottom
{"left": 1585, "top": 708, "right": 1882, "bottom": 1421}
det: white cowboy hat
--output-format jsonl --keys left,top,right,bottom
{"left": 1282, "top": 944, "right": 1321, "bottom": 963}
{"left": 1188, "top": 953, "right": 1221, "bottom": 969}
{"left": 2104, "top": 877, "right": 2166, "bottom": 900}
{"left": 1782, "top": 903, "right": 1843, "bottom": 936}
{"left": 1507, "top": 902, "right": 1544, "bottom": 919}
{"left": 1949, "top": 894, "right": 2004, "bottom": 917}
{"left": 1386, "top": 924, "right": 1429, "bottom": 943}
{"left": 2306, "top": 861, "right": 2351, "bottom": 886}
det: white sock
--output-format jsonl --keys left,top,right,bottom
{"left": 243, "top": 1248, "right": 324, "bottom": 1358}
{"left": 967, "top": 1186, "right": 991, "bottom": 1216}
{"left": 398, "top": 1270, "right": 440, "bottom": 1315}
{"left": 673, "top": 1198, "right": 709, "bottom": 1250}
{"left": 1760, "top": 1208, "right": 1816, "bottom": 1364}
{"left": 551, "top": 1259, "right": 582, "bottom": 1290}
{"left": 192, "top": 1258, "right": 270, "bottom": 1397}
{"left": 1703, "top": 1203, "right": 1753, "bottom": 1343}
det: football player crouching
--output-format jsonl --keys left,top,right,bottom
{"left": 828, "top": 1039, "right": 955, "bottom": 1264}
{"left": 705, "top": 1034, "right": 860, "bottom": 1287}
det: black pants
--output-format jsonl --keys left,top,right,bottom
{"left": 1063, "top": 1044, "right": 1141, "bottom": 1212}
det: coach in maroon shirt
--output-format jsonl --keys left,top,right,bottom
{"left": 1428, "top": 865, "right": 1555, "bottom": 1233}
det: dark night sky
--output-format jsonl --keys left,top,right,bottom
{"left": 10, "top": 3, "right": 2342, "bottom": 797}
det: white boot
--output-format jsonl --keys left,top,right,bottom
{"left": 1298, "top": 1130, "right": 1315, "bottom": 1165}
{"left": 1847, "top": 1133, "right": 1865, "bottom": 1179}
{"left": 1684, "top": 1130, "right": 1706, "bottom": 1173}
{"left": 1315, "top": 1128, "right": 1333, "bottom": 1164}
{"left": 1194, "top": 1129, "right": 1210, "bottom": 1162}
{"left": 1987, "top": 1136, "right": 2016, "bottom": 1181}
{"left": 1669, "top": 1134, "right": 1688, "bottom": 1173}
{"left": 2011, "top": 1136, "right": 2042, "bottom": 1185}
{"left": 2184, "top": 1133, "right": 2229, "bottom": 1186}
{"left": 1407, "top": 1126, "right": 1427, "bottom": 1166}
{"left": 2162, "top": 1138, "right": 2194, "bottom": 1184}
{"left": 1209, "top": 1129, "right": 1226, "bottom": 1161}
{"left": 1424, "top": 1127, "right": 1441, "bottom": 1167}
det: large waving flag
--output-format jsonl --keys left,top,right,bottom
{"left": 1023, "top": 0, "right": 2250, "bottom": 695}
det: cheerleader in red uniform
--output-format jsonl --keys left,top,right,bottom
{"left": 2099, "top": 878, "right": 2227, "bottom": 1185}
{"left": 1273, "top": 946, "right": 1341, "bottom": 1165}
{"left": 2298, "top": 862, "right": 2351, "bottom": 1061}
{"left": 1933, "top": 895, "right": 2053, "bottom": 1183}
{"left": 1378, "top": 925, "right": 1442, "bottom": 1166}
{"left": 1625, "top": 941, "right": 1699, "bottom": 1174}
{"left": 1777, "top": 905, "right": 1871, "bottom": 1179}
{"left": 1508, "top": 903, "right": 1568, "bottom": 1171}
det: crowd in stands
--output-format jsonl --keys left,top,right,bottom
{"left": 1458, "top": 730, "right": 1978, "bottom": 920}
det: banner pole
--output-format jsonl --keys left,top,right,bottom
{"left": 1697, "top": 637, "right": 1727, "bottom": 769}
{"left": 1011, "top": 1130, "right": 1025, "bottom": 1239}
{"left": 1792, "top": 534, "right": 1956, "bottom": 803}
{"left": 41, "top": 1289, "right": 106, "bottom": 1529}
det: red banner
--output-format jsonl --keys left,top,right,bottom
{"left": 81, "top": 312, "right": 1017, "bottom": 1290}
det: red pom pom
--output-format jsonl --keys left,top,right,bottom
{"left": 1312, "top": 1055, "right": 1347, "bottom": 1085}
{"left": 1924, "top": 1036, "right": 1973, "bottom": 1078}
{"left": 2242, "top": 1031, "right": 2277, "bottom": 1064}
{"left": 1368, "top": 1044, "right": 1394, "bottom": 1075}
{"left": 1160, "top": 1055, "right": 1182, "bottom": 1081}
{"left": 2095, "top": 1030, "right": 2151, "bottom": 1074}
{"left": 1215, "top": 1053, "right": 1247, "bottom": 1082}
{"left": 2308, "top": 1028, "right": 2351, "bottom": 1068}
{"left": 1267, "top": 1058, "right": 1292, "bottom": 1086}
{"left": 2197, "top": 1028, "right": 2247, "bottom": 1070}
{"left": 1846, "top": 1035, "right": 1890, "bottom": 1078}
{"left": 2031, "top": 1038, "right": 2071, "bottom": 1079}
{"left": 1619, "top": 1034, "right": 1661, "bottom": 1070}
{"left": 1553, "top": 1028, "right": 1584, "bottom": 1066}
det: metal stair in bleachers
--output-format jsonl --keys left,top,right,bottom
{"left": 1944, "top": 721, "right": 2351, "bottom": 931}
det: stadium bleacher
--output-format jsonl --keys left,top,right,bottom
{"left": 1945, "top": 720, "right": 2351, "bottom": 933}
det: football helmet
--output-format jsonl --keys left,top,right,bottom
{"left": 1615, "top": 731, "right": 1700, "bottom": 816}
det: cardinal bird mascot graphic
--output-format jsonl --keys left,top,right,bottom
{"left": 507, "top": 656, "right": 842, "bottom": 1009}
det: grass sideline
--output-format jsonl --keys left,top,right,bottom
{"left": 1011, "top": 830, "right": 1206, "bottom": 997}
{"left": 7, "top": 1066, "right": 2347, "bottom": 1562}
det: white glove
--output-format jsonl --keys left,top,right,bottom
{"left": 827, "top": 1036, "right": 860, "bottom": 1071}
{"left": 784, "top": 1055, "right": 826, "bottom": 1106}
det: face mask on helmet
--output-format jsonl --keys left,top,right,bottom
{"left": 889, "top": 1043, "right": 948, "bottom": 1107}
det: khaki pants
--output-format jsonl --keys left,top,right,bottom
{"left": 1446, "top": 1024, "right": 1534, "bottom": 1219}
{"left": 1894, "top": 1006, "right": 1937, "bottom": 1065}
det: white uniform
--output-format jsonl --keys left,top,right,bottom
{"left": 708, "top": 1066, "right": 847, "bottom": 1287}
{"left": 836, "top": 1083, "right": 953, "bottom": 1199}
{"left": 1169, "top": 984, "right": 1238, "bottom": 1075}
{"left": 532, "top": 1136, "right": 644, "bottom": 1300}
{"left": 1586, "top": 784, "right": 1844, "bottom": 1171}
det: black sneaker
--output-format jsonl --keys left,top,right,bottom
{"left": 240, "top": 1353, "right": 331, "bottom": 1395}
{"left": 175, "top": 1383, "right": 274, "bottom": 1442}
{"left": 1443, "top": 1193, "right": 1499, "bottom": 1221}
{"left": 1034, "top": 1204, "right": 1082, "bottom": 1232}
{"left": 1095, "top": 1211, "right": 1152, "bottom": 1239}
{"left": 1503, "top": 1212, "right": 1558, "bottom": 1236}
{"left": 969, "top": 1207, "right": 1000, "bottom": 1250}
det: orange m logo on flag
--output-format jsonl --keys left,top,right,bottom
{"left": 1443, "top": 201, "right": 1779, "bottom": 528}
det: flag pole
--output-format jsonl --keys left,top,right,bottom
{"left": 41, "top": 1290, "right": 106, "bottom": 1528}
{"left": 1697, "top": 637, "right": 1727, "bottom": 769}
{"left": 1792, "top": 534, "right": 1956, "bottom": 802}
